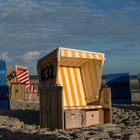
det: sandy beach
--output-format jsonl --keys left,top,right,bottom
{"left": 0, "top": 91, "right": 139, "bottom": 140}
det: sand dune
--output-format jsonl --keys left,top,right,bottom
{"left": 0, "top": 92, "right": 140, "bottom": 140}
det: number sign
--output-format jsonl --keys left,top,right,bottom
{"left": 41, "top": 64, "right": 55, "bottom": 82}
{"left": 7, "top": 71, "right": 16, "bottom": 81}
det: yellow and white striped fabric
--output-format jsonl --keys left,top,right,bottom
{"left": 56, "top": 48, "right": 104, "bottom": 109}
{"left": 58, "top": 67, "right": 87, "bottom": 107}
{"left": 60, "top": 48, "right": 104, "bottom": 60}
{"left": 59, "top": 48, "right": 104, "bottom": 67}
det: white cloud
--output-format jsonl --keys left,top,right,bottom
{"left": 0, "top": 52, "right": 13, "bottom": 62}
{"left": 20, "top": 51, "right": 40, "bottom": 62}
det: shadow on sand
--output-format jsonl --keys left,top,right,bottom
{"left": 0, "top": 128, "right": 68, "bottom": 140}
{"left": 0, "top": 109, "right": 39, "bottom": 125}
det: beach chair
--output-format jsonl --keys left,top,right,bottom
{"left": 7, "top": 65, "right": 38, "bottom": 100}
{"left": 106, "top": 73, "right": 132, "bottom": 104}
{"left": 37, "top": 47, "right": 112, "bottom": 130}
{"left": 0, "top": 60, "right": 10, "bottom": 109}
{"left": 137, "top": 73, "right": 140, "bottom": 89}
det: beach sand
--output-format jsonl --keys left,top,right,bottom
{"left": 0, "top": 92, "right": 140, "bottom": 140}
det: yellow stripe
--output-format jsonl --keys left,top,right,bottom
{"left": 63, "top": 67, "right": 74, "bottom": 106}
{"left": 92, "top": 53, "right": 97, "bottom": 59}
{"left": 61, "top": 49, "right": 104, "bottom": 61}
{"left": 66, "top": 67, "right": 77, "bottom": 106}
{"left": 98, "top": 54, "right": 103, "bottom": 60}
{"left": 63, "top": 50, "right": 68, "bottom": 57}
{"left": 57, "top": 68, "right": 67, "bottom": 106}
{"left": 59, "top": 57, "right": 70, "bottom": 66}
{"left": 71, "top": 51, "right": 75, "bottom": 57}
{"left": 69, "top": 51, "right": 81, "bottom": 67}
{"left": 73, "top": 68, "right": 83, "bottom": 106}
{"left": 59, "top": 66, "right": 87, "bottom": 107}
{"left": 77, "top": 68, "right": 87, "bottom": 105}
{"left": 60, "top": 51, "right": 89, "bottom": 67}
{"left": 70, "top": 68, "right": 80, "bottom": 106}
{"left": 60, "top": 67, "right": 70, "bottom": 106}
{"left": 86, "top": 53, "right": 90, "bottom": 59}
{"left": 79, "top": 52, "right": 83, "bottom": 58}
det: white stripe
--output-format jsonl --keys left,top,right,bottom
{"left": 68, "top": 50, "right": 72, "bottom": 57}
{"left": 60, "top": 48, "right": 104, "bottom": 58}
{"left": 76, "top": 68, "right": 86, "bottom": 106}
{"left": 19, "top": 79, "right": 29, "bottom": 84}
{"left": 82, "top": 52, "right": 86, "bottom": 58}
{"left": 95, "top": 54, "right": 100, "bottom": 59}
{"left": 17, "top": 71, "right": 28, "bottom": 78}
{"left": 75, "top": 52, "right": 80, "bottom": 58}
{"left": 61, "top": 50, "right": 64, "bottom": 56}
{"left": 26, "top": 81, "right": 30, "bottom": 84}
{"left": 88, "top": 53, "right": 93, "bottom": 59}
{"left": 18, "top": 78, "right": 29, "bottom": 83}
{"left": 63, "top": 67, "right": 73, "bottom": 106}
{"left": 70, "top": 68, "right": 80, "bottom": 106}
{"left": 18, "top": 75, "right": 29, "bottom": 81}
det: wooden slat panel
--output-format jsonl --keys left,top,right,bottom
{"left": 46, "top": 92, "right": 51, "bottom": 128}
{"left": 50, "top": 91, "right": 58, "bottom": 130}
{"left": 40, "top": 94, "right": 45, "bottom": 127}
{"left": 40, "top": 87, "right": 63, "bottom": 130}
{"left": 99, "top": 109, "right": 104, "bottom": 124}
{"left": 65, "top": 109, "right": 82, "bottom": 129}
{"left": 18, "top": 84, "right": 22, "bottom": 100}
{"left": 98, "top": 87, "right": 112, "bottom": 123}
{"left": 98, "top": 88, "right": 112, "bottom": 109}
{"left": 103, "top": 108, "right": 112, "bottom": 123}
{"left": 11, "top": 84, "right": 16, "bottom": 100}
{"left": 84, "top": 110, "right": 100, "bottom": 127}
{"left": 11, "top": 83, "right": 26, "bottom": 100}
{"left": 57, "top": 89, "right": 63, "bottom": 129}
{"left": 37, "top": 48, "right": 58, "bottom": 90}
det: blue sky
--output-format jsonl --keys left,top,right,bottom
{"left": 0, "top": 0, "right": 140, "bottom": 75}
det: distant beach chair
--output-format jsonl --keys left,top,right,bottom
{"left": 137, "top": 73, "right": 140, "bottom": 89}
{"left": 0, "top": 60, "right": 10, "bottom": 109}
{"left": 106, "top": 73, "right": 132, "bottom": 104}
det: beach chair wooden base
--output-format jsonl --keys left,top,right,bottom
{"left": 64, "top": 108, "right": 104, "bottom": 129}
{"left": 82, "top": 109, "right": 104, "bottom": 127}
{"left": 64, "top": 109, "right": 82, "bottom": 129}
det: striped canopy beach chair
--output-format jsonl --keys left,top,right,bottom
{"left": 38, "top": 47, "right": 112, "bottom": 129}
